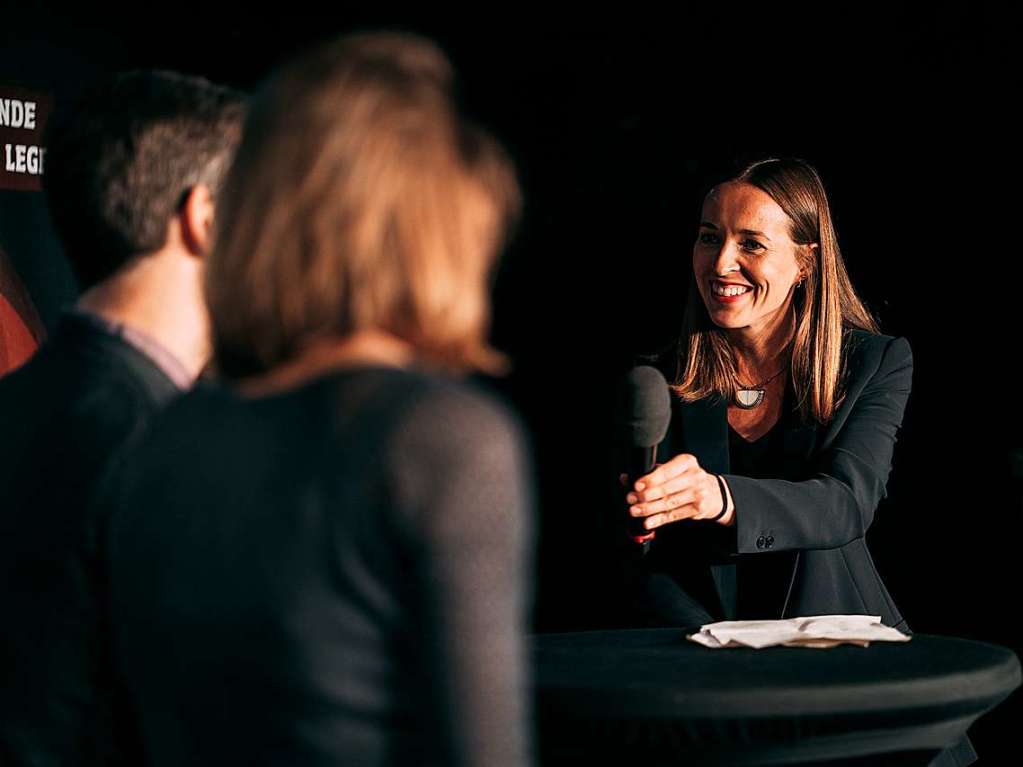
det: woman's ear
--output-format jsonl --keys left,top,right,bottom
{"left": 802, "top": 242, "right": 820, "bottom": 280}
{"left": 179, "top": 184, "right": 215, "bottom": 257}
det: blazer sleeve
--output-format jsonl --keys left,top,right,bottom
{"left": 722, "top": 335, "right": 913, "bottom": 553}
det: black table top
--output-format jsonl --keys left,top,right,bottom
{"left": 533, "top": 628, "right": 1021, "bottom": 765}
{"left": 534, "top": 628, "right": 1020, "bottom": 718}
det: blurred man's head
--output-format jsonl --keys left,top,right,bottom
{"left": 43, "top": 70, "right": 246, "bottom": 290}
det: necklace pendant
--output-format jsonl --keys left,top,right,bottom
{"left": 734, "top": 388, "right": 765, "bottom": 409}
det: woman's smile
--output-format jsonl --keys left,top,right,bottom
{"left": 710, "top": 278, "right": 754, "bottom": 303}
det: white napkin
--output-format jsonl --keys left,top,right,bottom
{"left": 687, "top": 615, "right": 912, "bottom": 649}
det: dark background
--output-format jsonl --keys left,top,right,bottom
{"left": 2, "top": 3, "right": 1019, "bottom": 759}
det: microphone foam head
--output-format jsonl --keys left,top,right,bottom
{"left": 622, "top": 365, "right": 671, "bottom": 448}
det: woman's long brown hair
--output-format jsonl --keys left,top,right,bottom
{"left": 206, "top": 33, "right": 520, "bottom": 380}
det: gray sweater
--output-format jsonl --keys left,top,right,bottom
{"left": 102, "top": 366, "right": 535, "bottom": 767}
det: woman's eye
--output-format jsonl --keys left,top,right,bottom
{"left": 741, "top": 239, "right": 765, "bottom": 252}
{"left": 698, "top": 232, "right": 718, "bottom": 245}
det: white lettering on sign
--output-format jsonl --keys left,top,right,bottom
{"left": 4, "top": 144, "right": 45, "bottom": 175}
{"left": 0, "top": 98, "right": 38, "bottom": 130}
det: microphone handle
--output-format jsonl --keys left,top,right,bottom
{"left": 626, "top": 445, "right": 657, "bottom": 546}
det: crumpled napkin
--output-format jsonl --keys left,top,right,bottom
{"left": 687, "top": 615, "right": 912, "bottom": 649}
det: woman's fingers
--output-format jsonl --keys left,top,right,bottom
{"left": 620, "top": 461, "right": 660, "bottom": 492}
{"left": 634, "top": 453, "right": 699, "bottom": 491}
{"left": 629, "top": 468, "right": 699, "bottom": 503}
{"left": 629, "top": 488, "right": 697, "bottom": 517}
{"left": 641, "top": 505, "right": 700, "bottom": 530}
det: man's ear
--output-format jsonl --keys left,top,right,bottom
{"left": 179, "top": 184, "right": 215, "bottom": 257}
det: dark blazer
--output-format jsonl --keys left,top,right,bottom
{"left": 638, "top": 328, "right": 912, "bottom": 629}
{"left": 0, "top": 312, "right": 181, "bottom": 767}
{"left": 633, "top": 327, "right": 978, "bottom": 767}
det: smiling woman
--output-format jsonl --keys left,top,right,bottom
{"left": 619, "top": 157, "right": 977, "bottom": 765}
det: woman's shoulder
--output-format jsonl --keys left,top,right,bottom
{"left": 391, "top": 370, "right": 527, "bottom": 455}
{"left": 384, "top": 372, "right": 532, "bottom": 531}
{"left": 181, "top": 366, "right": 523, "bottom": 443}
{"left": 276, "top": 366, "right": 523, "bottom": 478}
{"left": 841, "top": 328, "right": 913, "bottom": 396}
{"left": 843, "top": 328, "right": 912, "bottom": 368}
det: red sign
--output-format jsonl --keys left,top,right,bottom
{"left": 0, "top": 84, "right": 52, "bottom": 192}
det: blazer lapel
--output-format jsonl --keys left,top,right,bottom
{"left": 675, "top": 394, "right": 730, "bottom": 474}
{"left": 669, "top": 393, "right": 735, "bottom": 618}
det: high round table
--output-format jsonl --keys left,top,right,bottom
{"left": 533, "top": 628, "right": 1020, "bottom": 766}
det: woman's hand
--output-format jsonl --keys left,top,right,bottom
{"left": 623, "top": 454, "right": 733, "bottom": 530}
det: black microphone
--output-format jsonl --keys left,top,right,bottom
{"left": 620, "top": 365, "right": 671, "bottom": 546}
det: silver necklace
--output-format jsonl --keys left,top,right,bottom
{"left": 734, "top": 366, "right": 787, "bottom": 409}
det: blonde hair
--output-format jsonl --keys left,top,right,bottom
{"left": 206, "top": 32, "right": 521, "bottom": 379}
{"left": 672, "top": 158, "right": 879, "bottom": 424}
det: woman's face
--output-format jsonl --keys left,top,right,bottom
{"left": 693, "top": 182, "right": 808, "bottom": 336}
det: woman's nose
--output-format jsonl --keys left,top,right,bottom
{"left": 712, "top": 240, "right": 741, "bottom": 276}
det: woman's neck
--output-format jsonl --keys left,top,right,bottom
{"left": 725, "top": 311, "right": 796, "bottom": 379}
{"left": 235, "top": 330, "right": 416, "bottom": 398}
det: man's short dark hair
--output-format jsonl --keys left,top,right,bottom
{"left": 43, "top": 70, "right": 246, "bottom": 289}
